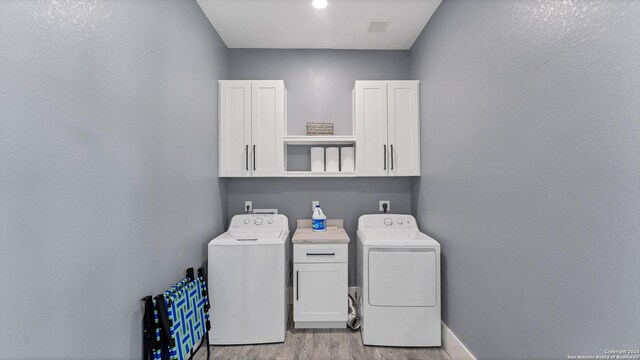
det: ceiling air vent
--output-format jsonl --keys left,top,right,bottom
{"left": 367, "top": 19, "right": 389, "bottom": 33}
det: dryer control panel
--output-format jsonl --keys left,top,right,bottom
{"left": 358, "top": 214, "right": 418, "bottom": 230}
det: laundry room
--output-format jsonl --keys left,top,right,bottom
{"left": 1, "top": 1, "right": 639, "bottom": 360}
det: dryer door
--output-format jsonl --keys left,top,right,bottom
{"left": 368, "top": 248, "right": 437, "bottom": 307}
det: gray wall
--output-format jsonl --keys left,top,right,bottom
{"left": 227, "top": 49, "right": 413, "bottom": 285}
{"left": 229, "top": 49, "right": 410, "bottom": 135}
{"left": 227, "top": 178, "right": 412, "bottom": 286}
{"left": 410, "top": 1, "right": 640, "bottom": 359}
{"left": 0, "top": 1, "right": 228, "bottom": 359}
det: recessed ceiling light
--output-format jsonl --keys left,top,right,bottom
{"left": 312, "top": 0, "right": 328, "bottom": 10}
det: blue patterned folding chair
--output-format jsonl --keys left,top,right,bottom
{"left": 148, "top": 268, "right": 211, "bottom": 360}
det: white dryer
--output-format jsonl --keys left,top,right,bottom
{"left": 357, "top": 214, "right": 441, "bottom": 347}
{"left": 208, "top": 214, "right": 290, "bottom": 345}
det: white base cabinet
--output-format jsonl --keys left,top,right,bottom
{"left": 293, "top": 243, "right": 348, "bottom": 329}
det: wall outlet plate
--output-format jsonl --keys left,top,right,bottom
{"left": 379, "top": 200, "right": 390, "bottom": 212}
{"left": 244, "top": 201, "right": 252, "bottom": 213}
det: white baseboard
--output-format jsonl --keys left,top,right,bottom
{"left": 442, "top": 322, "right": 476, "bottom": 360}
{"left": 295, "top": 321, "right": 346, "bottom": 329}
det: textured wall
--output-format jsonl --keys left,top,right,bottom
{"left": 227, "top": 49, "right": 413, "bottom": 286}
{"left": 410, "top": 0, "right": 640, "bottom": 359}
{"left": 0, "top": 1, "right": 229, "bottom": 359}
{"left": 229, "top": 49, "right": 410, "bottom": 135}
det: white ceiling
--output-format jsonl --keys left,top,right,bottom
{"left": 196, "top": 0, "right": 442, "bottom": 50}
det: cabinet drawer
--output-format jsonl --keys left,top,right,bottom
{"left": 294, "top": 244, "right": 348, "bottom": 263}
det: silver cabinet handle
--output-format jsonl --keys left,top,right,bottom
{"left": 306, "top": 252, "right": 335, "bottom": 256}
{"left": 296, "top": 271, "right": 299, "bottom": 301}
{"left": 253, "top": 145, "right": 256, "bottom": 171}
{"left": 383, "top": 144, "right": 387, "bottom": 170}
{"left": 245, "top": 145, "right": 249, "bottom": 171}
{"left": 236, "top": 238, "right": 258, "bottom": 241}
{"left": 390, "top": 144, "right": 394, "bottom": 170}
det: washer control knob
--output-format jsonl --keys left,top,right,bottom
{"left": 267, "top": 219, "right": 273, "bottom": 224}
{"left": 244, "top": 219, "right": 250, "bottom": 224}
{"left": 384, "top": 218, "right": 393, "bottom": 226}
{"left": 397, "top": 218, "right": 404, "bottom": 225}
{"left": 254, "top": 218, "right": 263, "bottom": 225}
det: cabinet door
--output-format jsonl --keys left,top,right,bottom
{"left": 251, "top": 81, "right": 284, "bottom": 177}
{"left": 219, "top": 81, "right": 252, "bottom": 177}
{"left": 294, "top": 263, "right": 347, "bottom": 322}
{"left": 355, "top": 81, "right": 389, "bottom": 176}
{"left": 387, "top": 81, "right": 420, "bottom": 176}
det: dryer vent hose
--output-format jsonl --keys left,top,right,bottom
{"left": 347, "top": 295, "right": 361, "bottom": 330}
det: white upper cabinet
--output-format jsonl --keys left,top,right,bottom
{"left": 219, "top": 81, "right": 252, "bottom": 177}
{"left": 219, "top": 79, "right": 419, "bottom": 178}
{"left": 251, "top": 81, "right": 285, "bottom": 176}
{"left": 355, "top": 80, "right": 420, "bottom": 177}
{"left": 387, "top": 81, "right": 420, "bottom": 176}
{"left": 219, "top": 80, "right": 285, "bottom": 177}
{"left": 354, "top": 82, "right": 389, "bottom": 176}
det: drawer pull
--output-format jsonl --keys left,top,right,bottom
{"left": 306, "top": 252, "right": 335, "bottom": 256}
{"left": 296, "top": 271, "right": 299, "bottom": 301}
{"left": 236, "top": 238, "right": 258, "bottom": 241}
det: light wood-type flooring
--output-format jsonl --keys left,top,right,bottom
{"left": 193, "top": 314, "right": 451, "bottom": 360}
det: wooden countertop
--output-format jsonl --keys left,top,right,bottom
{"left": 292, "top": 219, "right": 350, "bottom": 244}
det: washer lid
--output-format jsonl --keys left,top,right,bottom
{"left": 209, "top": 228, "right": 286, "bottom": 246}
{"left": 368, "top": 248, "right": 437, "bottom": 307}
{"left": 358, "top": 229, "right": 440, "bottom": 247}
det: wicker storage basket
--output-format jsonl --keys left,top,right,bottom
{"left": 306, "top": 122, "right": 334, "bottom": 136}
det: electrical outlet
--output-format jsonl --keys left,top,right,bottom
{"left": 312, "top": 200, "right": 320, "bottom": 212}
{"left": 379, "top": 200, "right": 390, "bottom": 212}
{"left": 244, "top": 201, "right": 253, "bottom": 213}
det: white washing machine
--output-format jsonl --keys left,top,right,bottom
{"left": 208, "top": 214, "right": 290, "bottom": 344}
{"left": 357, "top": 214, "right": 441, "bottom": 347}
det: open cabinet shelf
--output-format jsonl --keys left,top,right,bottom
{"left": 283, "top": 135, "right": 356, "bottom": 145}
{"left": 283, "top": 171, "right": 357, "bottom": 178}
